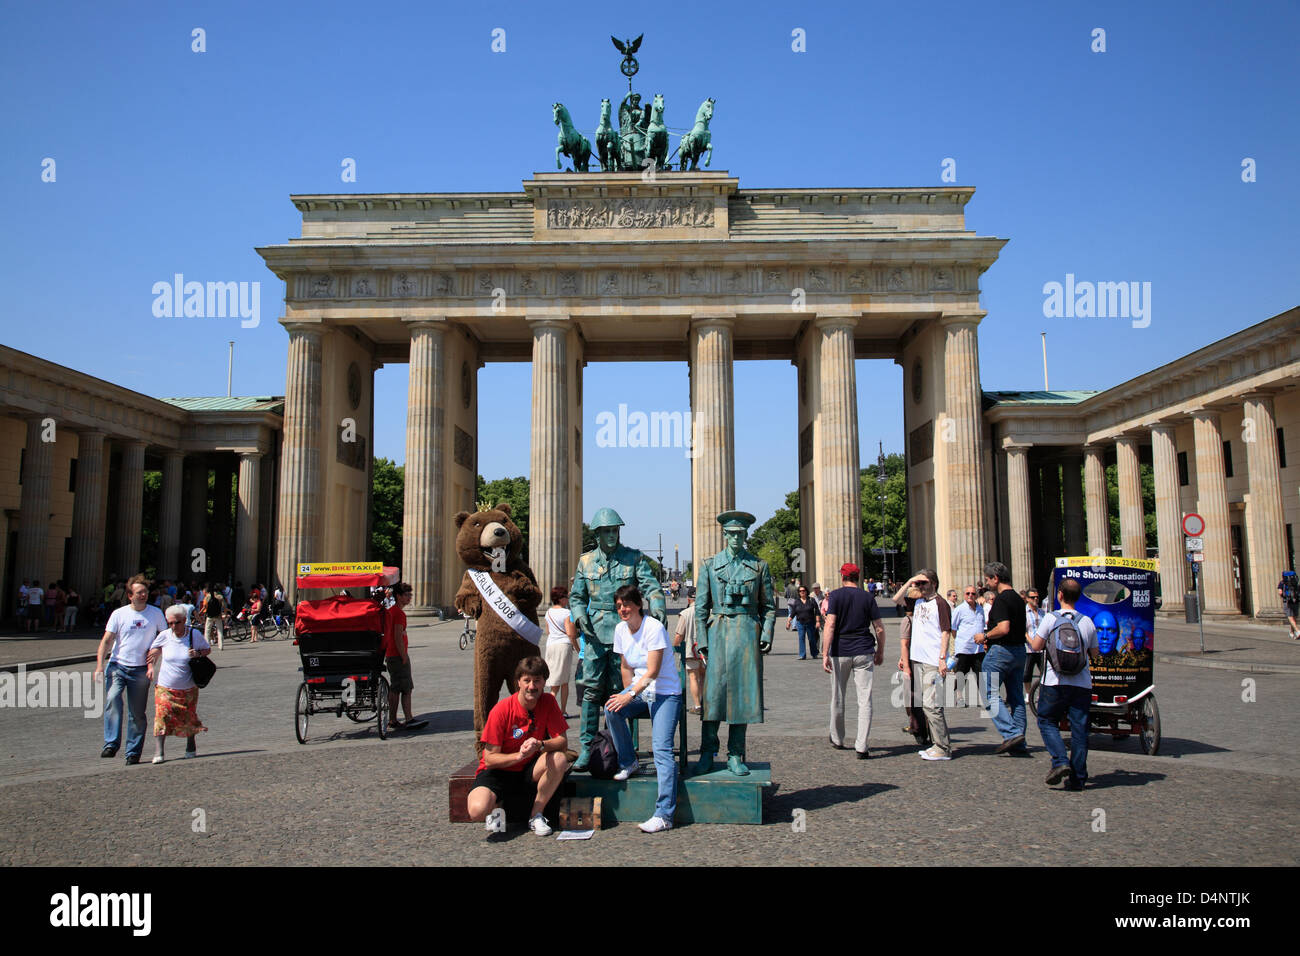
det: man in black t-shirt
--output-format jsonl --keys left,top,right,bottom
{"left": 823, "top": 563, "right": 885, "bottom": 757}
{"left": 977, "top": 561, "right": 1029, "bottom": 754}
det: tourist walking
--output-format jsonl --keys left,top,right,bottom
{"left": 1030, "top": 578, "right": 1097, "bottom": 790}
{"left": 823, "top": 564, "right": 885, "bottom": 758}
{"left": 146, "top": 605, "right": 211, "bottom": 762}
{"left": 785, "top": 585, "right": 823, "bottom": 660}
{"left": 978, "top": 562, "right": 1029, "bottom": 756}
{"left": 901, "top": 570, "right": 953, "bottom": 761}
{"left": 95, "top": 575, "right": 168, "bottom": 764}
{"left": 543, "top": 586, "right": 580, "bottom": 718}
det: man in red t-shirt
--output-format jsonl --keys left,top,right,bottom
{"left": 467, "top": 656, "right": 571, "bottom": 836}
{"left": 383, "top": 583, "right": 426, "bottom": 731}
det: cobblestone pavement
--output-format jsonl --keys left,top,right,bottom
{"left": 1, "top": 611, "right": 1297, "bottom": 865}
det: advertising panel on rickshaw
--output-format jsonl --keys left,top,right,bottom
{"left": 1051, "top": 556, "right": 1158, "bottom": 706}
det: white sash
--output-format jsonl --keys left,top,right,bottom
{"left": 468, "top": 569, "right": 543, "bottom": 645}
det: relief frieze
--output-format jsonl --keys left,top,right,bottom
{"left": 546, "top": 197, "right": 714, "bottom": 230}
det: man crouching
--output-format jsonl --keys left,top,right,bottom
{"left": 467, "top": 656, "right": 571, "bottom": 836}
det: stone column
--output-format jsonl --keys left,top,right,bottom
{"left": 528, "top": 318, "right": 570, "bottom": 598}
{"left": 69, "top": 431, "right": 107, "bottom": 596}
{"left": 235, "top": 452, "right": 262, "bottom": 587}
{"left": 1192, "top": 410, "right": 1236, "bottom": 613}
{"left": 182, "top": 458, "right": 208, "bottom": 571}
{"left": 115, "top": 440, "right": 146, "bottom": 575}
{"left": 1005, "top": 446, "right": 1033, "bottom": 588}
{"left": 212, "top": 463, "right": 233, "bottom": 580}
{"left": 689, "top": 316, "right": 735, "bottom": 567}
{"left": 1243, "top": 394, "right": 1287, "bottom": 618}
{"left": 1062, "top": 453, "right": 1086, "bottom": 555}
{"left": 16, "top": 417, "right": 56, "bottom": 587}
{"left": 1084, "top": 445, "right": 1110, "bottom": 557}
{"left": 1116, "top": 436, "right": 1145, "bottom": 558}
{"left": 941, "top": 318, "right": 987, "bottom": 590}
{"left": 276, "top": 325, "right": 324, "bottom": 600}
{"left": 813, "top": 317, "right": 861, "bottom": 581}
{"left": 1041, "top": 460, "right": 1063, "bottom": 563}
{"left": 1150, "top": 423, "right": 1186, "bottom": 601}
{"left": 157, "top": 451, "right": 183, "bottom": 580}
{"left": 403, "top": 321, "right": 446, "bottom": 613}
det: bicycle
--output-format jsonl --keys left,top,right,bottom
{"left": 458, "top": 613, "right": 476, "bottom": 650}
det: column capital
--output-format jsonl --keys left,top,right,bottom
{"left": 1189, "top": 406, "right": 1222, "bottom": 424}
{"left": 812, "top": 314, "right": 858, "bottom": 333}
{"left": 690, "top": 313, "right": 736, "bottom": 331}
{"left": 937, "top": 312, "right": 986, "bottom": 330}
{"left": 525, "top": 314, "right": 572, "bottom": 332}
{"left": 1148, "top": 421, "right": 1178, "bottom": 437}
{"left": 238, "top": 450, "right": 264, "bottom": 461}
{"left": 283, "top": 321, "right": 325, "bottom": 337}
{"left": 403, "top": 316, "right": 449, "bottom": 331}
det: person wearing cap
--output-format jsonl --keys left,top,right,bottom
{"left": 693, "top": 510, "right": 776, "bottom": 775}
{"left": 823, "top": 563, "right": 885, "bottom": 758}
{"left": 569, "top": 507, "right": 667, "bottom": 771}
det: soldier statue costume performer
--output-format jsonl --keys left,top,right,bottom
{"left": 694, "top": 510, "right": 776, "bottom": 776}
{"left": 569, "top": 507, "right": 667, "bottom": 770}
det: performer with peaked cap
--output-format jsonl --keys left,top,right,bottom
{"left": 569, "top": 507, "right": 667, "bottom": 771}
{"left": 693, "top": 510, "right": 776, "bottom": 776}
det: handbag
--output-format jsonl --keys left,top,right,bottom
{"left": 187, "top": 627, "right": 216, "bottom": 688}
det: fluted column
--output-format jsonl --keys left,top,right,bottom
{"left": 1062, "top": 453, "right": 1086, "bottom": 555}
{"left": 115, "top": 440, "right": 146, "bottom": 575}
{"left": 812, "top": 317, "right": 862, "bottom": 581}
{"left": 528, "top": 318, "right": 570, "bottom": 597}
{"left": 1192, "top": 410, "right": 1236, "bottom": 613}
{"left": 403, "top": 321, "right": 446, "bottom": 612}
{"left": 181, "top": 458, "right": 208, "bottom": 571}
{"left": 235, "top": 452, "right": 262, "bottom": 587}
{"left": 1041, "top": 460, "right": 1063, "bottom": 563}
{"left": 69, "top": 431, "right": 107, "bottom": 596}
{"left": 1150, "top": 424, "right": 1186, "bottom": 600}
{"left": 212, "top": 463, "right": 233, "bottom": 579}
{"left": 690, "top": 316, "right": 736, "bottom": 566}
{"left": 276, "top": 325, "right": 324, "bottom": 601}
{"left": 941, "top": 318, "right": 987, "bottom": 589}
{"left": 158, "top": 451, "right": 183, "bottom": 580}
{"left": 1084, "top": 445, "right": 1110, "bottom": 557}
{"left": 1116, "top": 436, "right": 1145, "bottom": 558}
{"left": 16, "top": 417, "right": 56, "bottom": 587}
{"left": 1243, "top": 394, "right": 1287, "bottom": 618}
{"left": 1006, "top": 446, "right": 1033, "bottom": 587}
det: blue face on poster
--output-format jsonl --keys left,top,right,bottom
{"left": 1095, "top": 609, "right": 1119, "bottom": 654}
{"left": 1131, "top": 625, "right": 1148, "bottom": 652}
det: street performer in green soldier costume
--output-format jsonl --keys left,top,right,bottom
{"left": 694, "top": 510, "right": 776, "bottom": 776}
{"left": 569, "top": 507, "right": 667, "bottom": 770}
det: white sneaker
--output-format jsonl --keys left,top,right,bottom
{"left": 528, "top": 813, "right": 553, "bottom": 836}
{"left": 613, "top": 762, "right": 641, "bottom": 781}
{"left": 638, "top": 815, "right": 673, "bottom": 833}
{"left": 182, "top": 751, "right": 196, "bottom": 759}
{"left": 151, "top": 755, "right": 165, "bottom": 764}
{"left": 919, "top": 745, "right": 952, "bottom": 761}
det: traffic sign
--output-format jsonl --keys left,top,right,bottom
{"left": 1185, "top": 536, "right": 1204, "bottom": 552}
{"left": 1191, "top": 552, "right": 1205, "bottom": 563}
{"left": 1182, "top": 513, "right": 1205, "bottom": 537}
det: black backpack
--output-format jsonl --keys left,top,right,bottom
{"left": 206, "top": 593, "right": 223, "bottom": 616}
{"left": 1045, "top": 610, "right": 1087, "bottom": 677}
{"left": 585, "top": 728, "right": 621, "bottom": 779}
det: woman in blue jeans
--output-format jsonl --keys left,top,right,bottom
{"left": 604, "top": 584, "right": 682, "bottom": 834}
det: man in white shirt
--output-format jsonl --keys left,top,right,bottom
{"left": 899, "top": 569, "right": 953, "bottom": 761}
{"left": 950, "top": 585, "right": 986, "bottom": 706}
{"left": 1030, "top": 578, "right": 1097, "bottom": 790}
{"left": 1022, "top": 588, "right": 1042, "bottom": 703}
{"left": 93, "top": 575, "right": 168, "bottom": 764}
{"left": 25, "top": 581, "right": 44, "bottom": 632}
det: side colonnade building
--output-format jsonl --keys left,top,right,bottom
{"left": 0, "top": 345, "right": 283, "bottom": 617}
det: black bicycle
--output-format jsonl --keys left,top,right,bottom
{"left": 458, "top": 613, "right": 476, "bottom": 650}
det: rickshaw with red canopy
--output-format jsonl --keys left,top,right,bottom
{"left": 292, "top": 564, "right": 399, "bottom": 744}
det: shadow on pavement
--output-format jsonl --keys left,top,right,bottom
{"left": 423, "top": 709, "right": 474, "bottom": 733}
{"left": 1086, "top": 768, "right": 1167, "bottom": 789}
{"left": 767, "top": 781, "right": 898, "bottom": 818}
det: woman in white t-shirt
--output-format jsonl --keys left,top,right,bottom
{"left": 603, "top": 585, "right": 682, "bottom": 834}
{"left": 146, "top": 605, "right": 211, "bottom": 763}
{"left": 543, "top": 586, "right": 580, "bottom": 718}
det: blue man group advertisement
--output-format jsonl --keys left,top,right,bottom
{"left": 1051, "top": 557, "right": 1158, "bottom": 704}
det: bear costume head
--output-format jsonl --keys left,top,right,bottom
{"left": 454, "top": 502, "right": 525, "bottom": 572}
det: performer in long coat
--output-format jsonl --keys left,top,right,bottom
{"left": 694, "top": 510, "right": 776, "bottom": 775}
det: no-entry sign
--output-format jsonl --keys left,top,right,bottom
{"left": 1182, "top": 513, "right": 1205, "bottom": 537}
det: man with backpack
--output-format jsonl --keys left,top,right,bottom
{"left": 1029, "top": 578, "right": 1098, "bottom": 790}
{"left": 1277, "top": 571, "right": 1300, "bottom": 640}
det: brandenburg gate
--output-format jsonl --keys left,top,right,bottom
{"left": 257, "top": 171, "right": 1006, "bottom": 609}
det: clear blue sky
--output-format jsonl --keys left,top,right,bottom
{"left": 3, "top": 1, "right": 1297, "bottom": 566}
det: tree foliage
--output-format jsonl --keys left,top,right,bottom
{"left": 476, "top": 474, "right": 532, "bottom": 562}
{"left": 371, "top": 457, "right": 404, "bottom": 565}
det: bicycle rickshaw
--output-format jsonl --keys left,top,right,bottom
{"left": 1029, "top": 556, "right": 1161, "bottom": 755}
{"left": 292, "top": 564, "right": 399, "bottom": 744}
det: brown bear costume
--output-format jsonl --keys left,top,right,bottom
{"left": 453, "top": 503, "right": 544, "bottom": 750}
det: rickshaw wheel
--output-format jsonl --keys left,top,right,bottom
{"left": 376, "top": 676, "right": 391, "bottom": 740}
{"left": 1138, "top": 694, "right": 1161, "bottom": 755}
{"left": 294, "top": 683, "right": 310, "bottom": 744}
{"left": 1027, "top": 679, "right": 1040, "bottom": 718}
